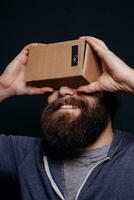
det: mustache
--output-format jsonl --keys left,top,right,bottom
{"left": 48, "top": 96, "right": 89, "bottom": 111}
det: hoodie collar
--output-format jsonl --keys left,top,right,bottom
{"left": 107, "top": 129, "right": 134, "bottom": 158}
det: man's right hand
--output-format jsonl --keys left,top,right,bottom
{"left": 0, "top": 44, "right": 54, "bottom": 102}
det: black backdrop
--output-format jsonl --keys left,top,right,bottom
{"left": 0, "top": 0, "right": 134, "bottom": 199}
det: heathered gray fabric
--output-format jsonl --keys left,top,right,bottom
{"left": 63, "top": 144, "right": 110, "bottom": 200}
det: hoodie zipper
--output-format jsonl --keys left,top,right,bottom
{"left": 43, "top": 156, "right": 65, "bottom": 200}
{"left": 43, "top": 156, "right": 111, "bottom": 200}
{"left": 75, "top": 156, "right": 111, "bottom": 200}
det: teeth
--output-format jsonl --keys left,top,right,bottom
{"left": 60, "top": 105, "right": 77, "bottom": 109}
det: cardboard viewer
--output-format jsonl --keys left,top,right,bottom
{"left": 26, "top": 38, "right": 102, "bottom": 89}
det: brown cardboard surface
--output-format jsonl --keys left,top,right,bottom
{"left": 26, "top": 38, "right": 102, "bottom": 89}
{"left": 82, "top": 42, "right": 102, "bottom": 83}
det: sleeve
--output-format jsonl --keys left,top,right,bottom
{"left": 0, "top": 134, "right": 39, "bottom": 178}
{"left": 0, "top": 135, "right": 18, "bottom": 177}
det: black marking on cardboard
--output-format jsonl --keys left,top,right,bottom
{"left": 71, "top": 45, "right": 78, "bottom": 66}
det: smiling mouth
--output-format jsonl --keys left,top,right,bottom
{"left": 60, "top": 104, "right": 79, "bottom": 109}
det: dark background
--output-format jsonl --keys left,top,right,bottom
{"left": 0, "top": 0, "right": 134, "bottom": 199}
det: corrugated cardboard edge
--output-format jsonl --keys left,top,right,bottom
{"left": 82, "top": 41, "right": 102, "bottom": 83}
{"left": 27, "top": 75, "right": 89, "bottom": 89}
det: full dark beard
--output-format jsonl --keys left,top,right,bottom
{"left": 41, "top": 96, "right": 110, "bottom": 160}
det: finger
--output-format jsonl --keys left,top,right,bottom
{"left": 80, "top": 36, "right": 109, "bottom": 73}
{"left": 23, "top": 43, "right": 39, "bottom": 51}
{"left": 40, "top": 87, "right": 54, "bottom": 92}
{"left": 14, "top": 43, "right": 39, "bottom": 65}
{"left": 48, "top": 90, "right": 60, "bottom": 103}
{"left": 24, "top": 87, "right": 54, "bottom": 95}
{"left": 85, "top": 38, "right": 111, "bottom": 60}
{"left": 18, "top": 43, "right": 39, "bottom": 56}
{"left": 85, "top": 36, "right": 109, "bottom": 50}
{"left": 78, "top": 82, "right": 102, "bottom": 93}
{"left": 14, "top": 54, "right": 28, "bottom": 65}
{"left": 86, "top": 38, "right": 129, "bottom": 73}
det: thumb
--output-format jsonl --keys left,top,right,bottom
{"left": 78, "top": 82, "right": 102, "bottom": 93}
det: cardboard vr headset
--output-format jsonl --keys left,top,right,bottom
{"left": 26, "top": 38, "right": 102, "bottom": 89}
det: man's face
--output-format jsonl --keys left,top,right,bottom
{"left": 41, "top": 87, "right": 110, "bottom": 159}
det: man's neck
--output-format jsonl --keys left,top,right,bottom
{"left": 87, "top": 120, "right": 114, "bottom": 150}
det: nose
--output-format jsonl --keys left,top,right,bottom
{"left": 48, "top": 86, "right": 77, "bottom": 104}
{"left": 59, "top": 86, "right": 77, "bottom": 97}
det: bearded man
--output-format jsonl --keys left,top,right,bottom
{"left": 0, "top": 37, "right": 134, "bottom": 200}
